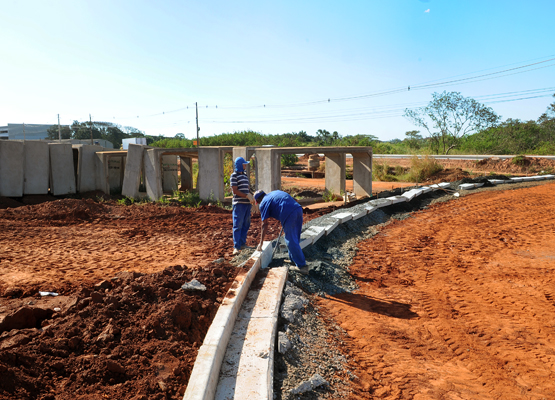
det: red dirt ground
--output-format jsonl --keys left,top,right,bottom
{"left": 320, "top": 182, "right": 555, "bottom": 399}
{"left": 0, "top": 198, "right": 338, "bottom": 399}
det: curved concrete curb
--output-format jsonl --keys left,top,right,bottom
{"left": 184, "top": 176, "right": 555, "bottom": 399}
{"left": 183, "top": 241, "right": 274, "bottom": 400}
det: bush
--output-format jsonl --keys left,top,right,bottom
{"left": 281, "top": 154, "right": 298, "bottom": 167}
{"left": 406, "top": 155, "right": 443, "bottom": 183}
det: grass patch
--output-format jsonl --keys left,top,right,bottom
{"left": 405, "top": 155, "right": 443, "bottom": 183}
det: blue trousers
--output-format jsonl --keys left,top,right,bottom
{"left": 283, "top": 207, "right": 306, "bottom": 267}
{"left": 232, "top": 203, "right": 251, "bottom": 250}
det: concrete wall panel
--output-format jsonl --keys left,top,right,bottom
{"left": 324, "top": 153, "right": 346, "bottom": 196}
{"left": 76, "top": 145, "right": 103, "bottom": 193}
{"left": 179, "top": 156, "right": 193, "bottom": 191}
{"left": 122, "top": 144, "right": 145, "bottom": 199}
{"left": 144, "top": 149, "right": 162, "bottom": 201}
{"left": 23, "top": 141, "right": 49, "bottom": 195}
{"left": 198, "top": 147, "right": 224, "bottom": 201}
{"left": 0, "top": 141, "right": 24, "bottom": 197}
{"left": 49, "top": 143, "right": 76, "bottom": 196}
{"left": 255, "top": 148, "right": 281, "bottom": 194}
{"left": 352, "top": 150, "right": 372, "bottom": 198}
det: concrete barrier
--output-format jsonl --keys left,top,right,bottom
{"left": 121, "top": 144, "right": 146, "bottom": 199}
{"left": 0, "top": 141, "right": 24, "bottom": 197}
{"left": 76, "top": 145, "right": 104, "bottom": 193}
{"left": 49, "top": 143, "right": 76, "bottom": 196}
{"left": 23, "top": 141, "right": 49, "bottom": 195}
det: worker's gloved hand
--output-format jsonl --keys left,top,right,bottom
{"left": 246, "top": 193, "right": 255, "bottom": 205}
{"left": 256, "top": 243, "right": 263, "bottom": 252}
{"left": 251, "top": 203, "right": 259, "bottom": 214}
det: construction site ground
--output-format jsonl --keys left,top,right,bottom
{"left": 1, "top": 155, "right": 555, "bottom": 399}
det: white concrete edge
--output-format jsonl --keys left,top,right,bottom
{"left": 266, "top": 266, "right": 289, "bottom": 400}
{"left": 183, "top": 254, "right": 263, "bottom": 400}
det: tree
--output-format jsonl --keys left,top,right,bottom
{"left": 46, "top": 125, "right": 72, "bottom": 140}
{"left": 316, "top": 129, "right": 339, "bottom": 146}
{"left": 405, "top": 130, "right": 423, "bottom": 150}
{"left": 404, "top": 91, "right": 500, "bottom": 154}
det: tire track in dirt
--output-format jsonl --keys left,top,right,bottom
{"left": 319, "top": 182, "right": 555, "bottom": 399}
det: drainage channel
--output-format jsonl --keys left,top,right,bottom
{"left": 185, "top": 174, "right": 555, "bottom": 400}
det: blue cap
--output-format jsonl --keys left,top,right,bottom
{"left": 234, "top": 157, "right": 248, "bottom": 172}
{"left": 254, "top": 190, "right": 265, "bottom": 203}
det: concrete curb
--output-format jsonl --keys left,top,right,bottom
{"left": 183, "top": 242, "right": 273, "bottom": 400}
{"left": 184, "top": 176, "right": 555, "bottom": 399}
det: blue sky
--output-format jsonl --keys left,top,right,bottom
{"left": 1, "top": 0, "right": 554, "bottom": 141}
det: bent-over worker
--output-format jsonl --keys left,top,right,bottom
{"left": 254, "top": 190, "right": 309, "bottom": 275}
{"left": 231, "top": 157, "right": 255, "bottom": 255}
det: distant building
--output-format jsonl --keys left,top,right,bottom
{"left": 122, "top": 137, "right": 147, "bottom": 150}
{"left": 0, "top": 123, "right": 53, "bottom": 140}
{"left": 0, "top": 124, "right": 113, "bottom": 148}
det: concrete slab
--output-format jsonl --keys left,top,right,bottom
{"left": 488, "top": 179, "right": 509, "bottom": 185}
{"left": 216, "top": 267, "right": 288, "bottom": 400}
{"left": 198, "top": 147, "right": 225, "bottom": 202}
{"left": 459, "top": 183, "right": 484, "bottom": 190}
{"left": 368, "top": 198, "right": 393, "bottom": 208}
{"left": 324, "top": 153, "right": 346, "bottom": 196}
{"left": 351, "top": 209, "right": 367, "bottom": 221}
{"left": 420, "top": 186, "right": 432, "bottom": 193}
{"left": 510, "top": 177, "right": 524, "bottom": 182}
{"left": 365, "top": 205, "right": 377, "bottom": 214}
{"left": 144, "top": 149, "right": 163, "bottom": 201}
{"left": 122, "top": 144, "right": 145, "bottom": 199}
{"left": 75, "top": 145, "right": 104, "bottom": 193}
{"left": 324, "top": 219, "right": 340, "bottom": 236}
{"left": 49, "top": 143, "right": 76, "bottom": 196}
{"left": 299, "top": 235, "right": 313, "bottom": 249}
{"left": 0, "top": 141, "right": 24, "bottom": 197}
{"left": 438, "top": 182, "right": 451, "bottom": 188}
{"left": 386, "top": 196, "right": 407, "bottom": 204}
{"left": 401, "top": 188, "right": 423, "bottom": 201}
{"left": 302, "top": 226, "right": 326, "bottom": 244}
{"left": 180, "top": 156, "right": 193, "bottom": 191}
{"left": 521, "top": 176, "right": 535, "bottom": 181}
{"left": 23, "top": 141, "right": 49, "bottom": 195}
{"left": 331, "top": 211, "right": 353, "bottom": 224}
{"left": 543, "top": 174, "right": 555, "bottom": 179}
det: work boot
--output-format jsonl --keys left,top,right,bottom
{"left": 290, "top": 265, "right": 309, "bottom": 275}
{"left": 232, "top": 248, "right": 240, "bottom": 255}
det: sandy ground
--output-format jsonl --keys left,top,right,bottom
{"left": 319, "top": 182, "right": 555, "bottom": 399}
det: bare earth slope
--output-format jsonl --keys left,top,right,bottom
{"left": 320, "top": 182, "right": 555, "bottom": 399}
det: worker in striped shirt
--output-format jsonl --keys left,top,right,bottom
{"left": 231, "top": 157, "right": 255, "bottom": 255}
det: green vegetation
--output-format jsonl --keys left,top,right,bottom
{"left": 47, "top": 121, "right": 150, "bottom": 149}
{"left": 144, "top": 93, "right": 555, "bottom": 157}
{"left": 405, "top": 155, "right": 444, "bottom": 183}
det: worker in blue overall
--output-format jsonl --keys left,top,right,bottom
{"left": 254, "top": 190, "right": 309, "bottom": 275}
{"left": 230, "top": 157, "right": 254, "bottom": 255}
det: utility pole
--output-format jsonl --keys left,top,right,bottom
{"left": 23, "top": 123, "right": 25, "bottom": 141}
{"left": 58, "top": 114, "right": 61, "bottom": 141}
{"left": 89, "top": 114, "right": 93, "bottom": 145}
{"left": 195, "top": 102, "right": 200, "bottom": 148}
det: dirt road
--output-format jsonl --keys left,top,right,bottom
{"left": 320, "top": 182, "right": 555, "bottom": 399}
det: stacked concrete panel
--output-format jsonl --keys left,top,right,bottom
{"left": 122, "top": 144, "right": 145, "bottom": 199}
{"left": 0, "top": 141, "right": 24, "bottom": 197}
{"left": 23, "top": 141, "right": 49, "bottom": 195}
{"left": 76, "top": 145, "right": 104, "bottom": 193}
{"left": 49, "top": 143, "right": 76, "bottom": 196}
{"left": 144, "top": 149, "right": 163, "bottom": 201}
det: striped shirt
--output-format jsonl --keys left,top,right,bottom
{"left": 230, "top": 172, "right": 251, "bottom": 206}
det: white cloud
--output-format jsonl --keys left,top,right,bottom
{"left": 424, "top": 9, "right": 430, "bottom": 13}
